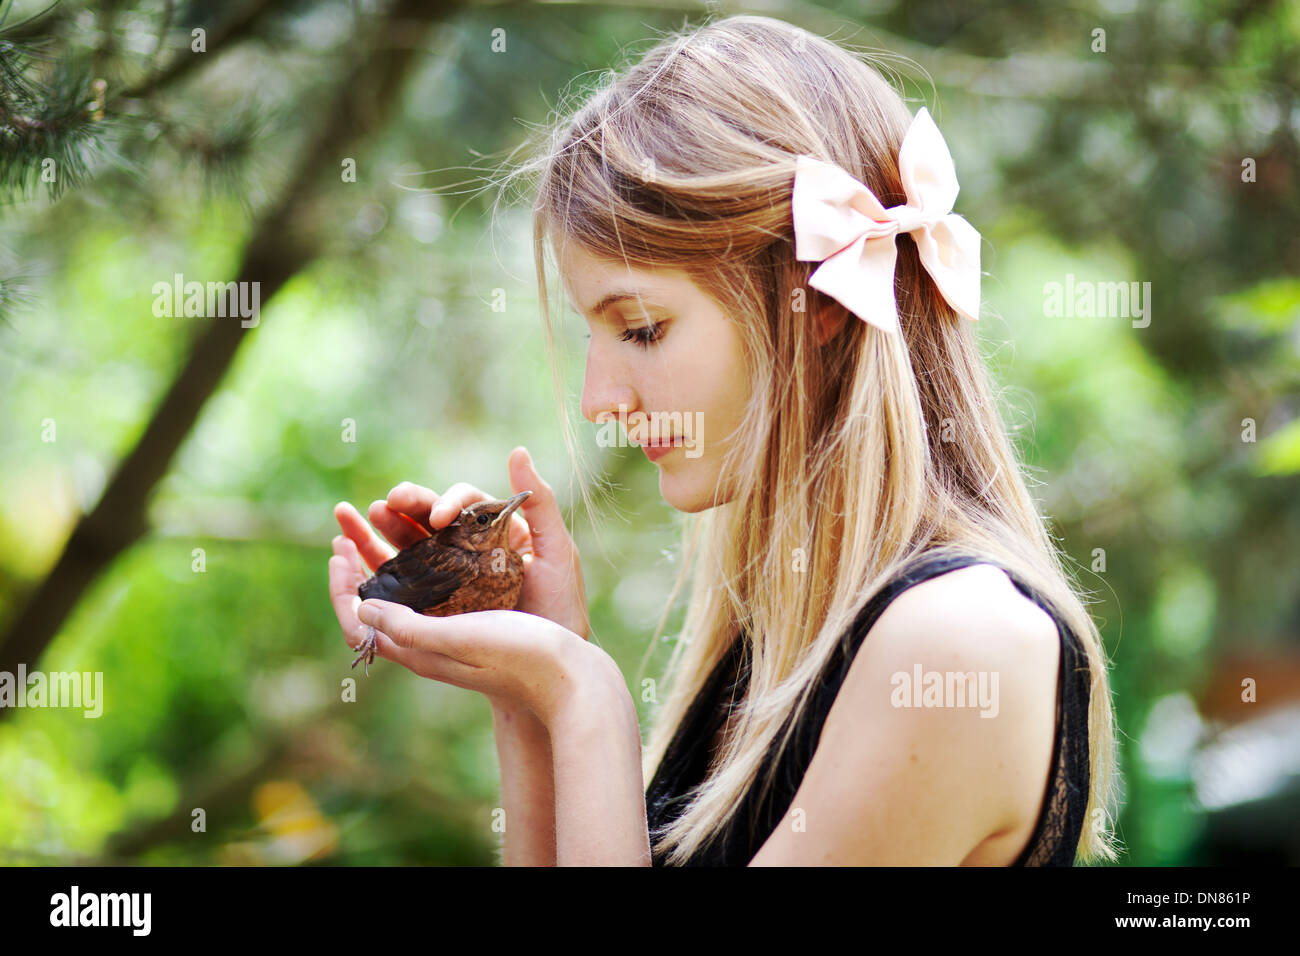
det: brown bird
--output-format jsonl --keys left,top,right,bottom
{"left": 351, "top": 490, "right": 532, "bottom": 674}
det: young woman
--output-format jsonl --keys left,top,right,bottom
{"left": 328, "top": 14, "right": 1120, "bottom": 866}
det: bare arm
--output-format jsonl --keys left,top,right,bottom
{"left": 334, "top": 452, "right": 591, "bottom": 867}
{"left": 491, "top": 700, "right": 557, "bottom": 866}
{"left": 549, "top": 646, "right": 652, "bottom": 866}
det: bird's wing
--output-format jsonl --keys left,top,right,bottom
{"left": 359, "top": 545, "right": 479, "bottom": 611}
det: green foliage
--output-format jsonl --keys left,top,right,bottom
{"left": 0, "top": 33, "right": 105, "bottom": 203}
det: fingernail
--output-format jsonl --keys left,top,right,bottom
{"left": 358, "top": 602, "right": 378, "bottom": 624}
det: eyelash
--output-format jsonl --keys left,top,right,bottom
{"left": 583, "top": 323, "right": 665, "bottom": 349}
{"left": 619, "top": 323, "right": 664, "bottom": 349}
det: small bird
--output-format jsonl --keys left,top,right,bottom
{"left": 351, "top": 490, "right": 532, "bottom": 674}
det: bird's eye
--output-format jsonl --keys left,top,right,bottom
{"left": 476, "top": 514, "right": 490, "bottom": 525}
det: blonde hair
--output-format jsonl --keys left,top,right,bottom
{"left": 496, "top": 13, "right": 1120, "bottom": 864}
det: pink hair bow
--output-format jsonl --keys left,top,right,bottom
{"left": 791, "top": 107, "right": 982, "bottom": 334}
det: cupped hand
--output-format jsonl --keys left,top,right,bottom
{"left": 332, "top": 446, "right": 590, "bottom": 640}
{"left": 329, "top": 534, "right": 588, "bottom": 722}
{"left": 353, "top": 598, "right": 581, "bottom": 724}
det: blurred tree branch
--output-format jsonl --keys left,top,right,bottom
{"left": 117, "top": 0, "right": 285, "bottom": 101}
{"left": 0, "top": 0, "right": 462, "bottom": 699}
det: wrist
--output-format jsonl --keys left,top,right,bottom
{"left": 546, "top": 631, "right": 627, "bottom": 731}
{"left": 490, "top": 696, "right": 548, "bottom": 732}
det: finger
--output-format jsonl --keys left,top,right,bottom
{"left": 508, "top": 447, "right": 570, "bottom": 560}
{"left": 334, "top": 535, "right": 375, "bottom": 591}
{"left": 332, "top": 533, "right": 367, "bottom": 579}
{"left": 368, "top": 499, "right": 430, "bottom": 551}
{"left": 407, "top": 481, "right": 530, "bottom": 552}
{"left": 385, "top": 481, "right": 441, "bottom": 533}
{"left": 357, "top": 599, "right": 488, "bottom": 664}
{"left": 334, "top": 502, "right": 397, "bottom": 572}
{"left": 427, "top": 482, "right": 492, "bottom": 529}
{"left": 329, "top": 551, "right": 368, "bottom": 648}
{"left": 405, "top": 480, "right": 532, "bottom": 552}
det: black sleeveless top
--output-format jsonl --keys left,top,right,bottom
{"left": 644, "top": 551, "right": 1093, "bottom": 866}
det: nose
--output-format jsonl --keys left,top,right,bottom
{"left": 580, "top": 340, "right": 638, "bottom": 426}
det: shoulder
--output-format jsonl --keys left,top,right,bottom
{"left": 838, "top": 563, "right": 1060, "bottom": 846}
{"left": 749, "top": 563, "right": 1061, "bottom": 864}
{"left": 866, "top": 563, "right": 1062, "bottom": 668}
{"left": 849, "top": 564, "right": 1062, "bottom": 782}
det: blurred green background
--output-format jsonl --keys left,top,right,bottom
{"left": 1, "top": 0, "right": 1297, "bottom": 865}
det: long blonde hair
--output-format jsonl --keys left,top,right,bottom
{"left": 497, "top": 13, "right": 1120, "bottom": 864}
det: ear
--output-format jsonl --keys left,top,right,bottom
{"left": 813, "top": 300, "right": 851, "bottom": 346}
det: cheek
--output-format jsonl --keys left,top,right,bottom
{"left": 674, "top": 336, "right": 749, "bottom": 451}
{"left": 709, "top": 335, "right": 751, "bottom": 414}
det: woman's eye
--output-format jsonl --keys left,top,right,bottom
{"left": 619, "top": 322, "right": 665, "bottom": 349}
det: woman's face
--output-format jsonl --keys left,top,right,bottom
{"left": 558, "top": 241, "right": 752, "bottom": 513}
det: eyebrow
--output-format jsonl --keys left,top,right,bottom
{"left": 579, "top": 290, "right": 663, "bottom": 320}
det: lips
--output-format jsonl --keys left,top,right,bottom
{"left": 638, "top": 437, "right": 683, "bottom": 462}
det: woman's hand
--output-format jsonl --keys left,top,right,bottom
{"left": 330, "top": 518, "right": 567, "bottom": 865}
{"left": 330, "top": 524, "right": 590, "bottom": 720}
{"left": 351, "top": 600, "right": 588, "bottom": 725}
{"left": 332, "top": 445, "right": 590, "bottom": 640}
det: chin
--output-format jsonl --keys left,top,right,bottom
{"left": 658, "top": 465, "right": 729, "bottom": 513}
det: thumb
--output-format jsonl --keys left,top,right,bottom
{"left": 358, "top": 599, "right": 418, "bottom": 650}
{"left": 509, "top": 446, "right": 569, "bottom": 558}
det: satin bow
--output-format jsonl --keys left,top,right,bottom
{"left": 791, "top": 107, "right": 982, "bottom": 334}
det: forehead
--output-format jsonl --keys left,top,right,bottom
{"left": 557, "top": 242, "right": 690, "bottom": 317}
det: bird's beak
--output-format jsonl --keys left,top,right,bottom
{"left": 492, "top": 490, "right": 532, "bottom": 526}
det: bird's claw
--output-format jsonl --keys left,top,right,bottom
{"left": 351, "top": 625, "right": 379, "bottom": 676}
